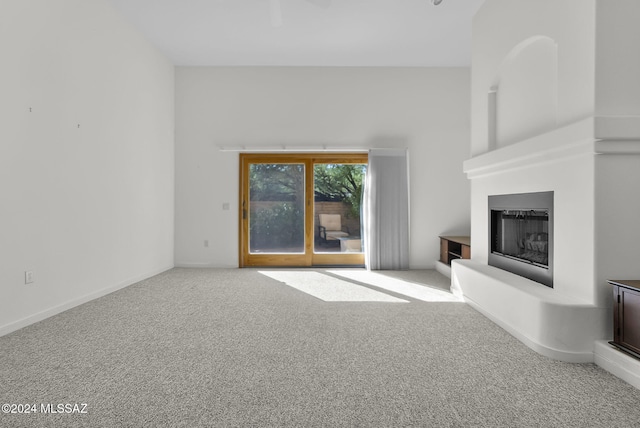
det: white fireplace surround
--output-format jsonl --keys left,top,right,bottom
{"left": 457, "top": 0, "right": 640, "bottom": 388}
{"left": 451, "top": 116, "right": 640, "bottom": 363}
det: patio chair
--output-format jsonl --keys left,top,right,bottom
{"left": 318, "top": 214, "right": 350, "bottom": 244}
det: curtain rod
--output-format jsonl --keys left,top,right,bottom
{"left": 217, "top": 144, "right": 369, "bottom": 153}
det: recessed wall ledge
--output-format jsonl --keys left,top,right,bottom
{"left": 464, "top": 116, "right": 640, "bottom": 180}
{"left": 595, "top": 115, "right": 640, "bottom": 140}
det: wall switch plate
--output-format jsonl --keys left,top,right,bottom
{"left": 25, "top": 271, "right": 34, "bottom": 284}
{"left": 204, "top": 240, "right": 209, "bottom": 247}
{"left": 222, "top": 203, "right": 230, "bottom": 211}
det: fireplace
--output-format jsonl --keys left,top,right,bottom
{"left": 488, "top": 191, "right": 553, "bottom": 287}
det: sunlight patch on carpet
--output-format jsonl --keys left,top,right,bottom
{"left": 327, "top": 270, "right": 462, "bottom": 302}
{"left": 259, "top": 271, "right": 408, "bottom": 302}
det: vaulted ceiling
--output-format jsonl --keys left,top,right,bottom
{"left": 108, "top": 0, "right": 485, "bottom": 66}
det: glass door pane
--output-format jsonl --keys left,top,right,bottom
{"left": 314, "top": 163, "right": 366, "bottom": 254}
{"left": 249, "top": 163, "right": 305, "bottom": 254}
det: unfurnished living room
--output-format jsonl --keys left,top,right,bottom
{"left": 2, "top": 0, "right": 640, "bottom": 427}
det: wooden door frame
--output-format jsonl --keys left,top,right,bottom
{"left": 239, "top": 153, "right": 368, "bottom": 267}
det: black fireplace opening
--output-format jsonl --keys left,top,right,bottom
{"left": 491, "top": 209, "right": 549, "bottom": 266}
{"left": 488, "top": 192, "right": 553, "bottom": 287}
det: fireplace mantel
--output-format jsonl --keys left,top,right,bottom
{"left": 463, "top": 116, "right": 640, "bottom": 180}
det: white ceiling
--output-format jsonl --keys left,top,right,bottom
{"left": 107, "top": 0, "right": 485, "bottom": 67}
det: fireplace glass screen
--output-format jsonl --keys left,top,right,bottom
{"left": 491, "top": 209, "right": 549, "bottom": 268}
{"left": 488, "top": 191, "right": 553, "bottom": 287}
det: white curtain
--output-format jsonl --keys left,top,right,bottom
{"left": 363, "top": 148, "right": 410, "bottom": 270}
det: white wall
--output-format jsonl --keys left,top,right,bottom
{"left": 592, "top": 0, "right": 640, "bottom": 308}
{"left": 175, "top": 67, "right": 471, "bottom": 268}
{"left": 0, "top": 0, "right": 175, "bottom": 334}
{"left": 595, "top": 0, "right": 640, "bottom": 117}
{"left": 595, "top": 154, "right": 640, "bottom": 304}
{"left": 471, "top": 0, "right": 596, "bottom": 156}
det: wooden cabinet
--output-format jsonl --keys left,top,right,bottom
{"left": 608, "top": 280, "right": 640, "bottom": 360}
{"left": 439, "top": 236, "right": 471, "bottom": 266}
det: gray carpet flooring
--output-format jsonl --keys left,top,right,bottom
{"left": 1, "top": 268, "right": 639, "bottom": 427}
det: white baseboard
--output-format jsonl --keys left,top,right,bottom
{"left": 435, "top": 261, "right": 451, "bottom": 278}
{"left": 174, "top": 262, "right": 239, "bottom": 268}
{"left": 0, "top": 265, "right": 174, "bottom": 337}
{"left": 463, "top": 295, "right": 595, "bottom": 363}
{"left": 594, "top": 340, "right": 640, "bottom": 390}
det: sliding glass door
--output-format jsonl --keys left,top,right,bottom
{"left": 239, "top": 153, "right": 367, "bottom": 267}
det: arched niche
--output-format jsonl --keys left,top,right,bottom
{"left": 488, "top": 36, "right": 558, "bottom": 150}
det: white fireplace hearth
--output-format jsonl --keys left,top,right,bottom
{"left": 452, "top": 260, "right": 606, "bottom": 362}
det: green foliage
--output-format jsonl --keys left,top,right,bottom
{"left": 314, "top": 164, "right": 367, "bottom": 218}
{"left": 249, "top": 202, "right": 304, "bottom": 251}
{"left": 249, "top": 164, "right": 304, "bottom": 201}
{"left": 248, "top": 162, "right": 366, "bottom": 250}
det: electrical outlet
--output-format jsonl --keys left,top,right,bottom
{"left": 222, "top": 203, "right": 230, "bottom": 211}
{"left": 25, "top": 271, "right": 34, "bottom": 284}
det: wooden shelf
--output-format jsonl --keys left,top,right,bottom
{"left": 439, "top": 236, "right": 470, "bottom": 266}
